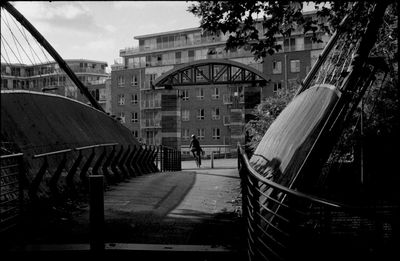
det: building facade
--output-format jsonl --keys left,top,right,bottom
{"left": 111, "top": 11, "right": 329, "bottom": 155}
{"left": 1, "top": 59, "right": 110, "bottom": 111}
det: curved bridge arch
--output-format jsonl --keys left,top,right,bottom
{"left": 153, "top": 59, "right": 269, "bottom": 88}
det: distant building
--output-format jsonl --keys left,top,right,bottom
{"left": 113, "top": 11, "right": 329, "bottom": 154}
{"left": 1, "top": 59, "right": 110, "bottom": 112}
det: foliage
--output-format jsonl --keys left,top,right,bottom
{"left": 189, "top": 1, "right": 398, "bottom": 154}
{"left": 245, "top": 86, "right": 297, "bottom": 151}
{"left": 188, "top": 1, "right": 382, "bottom": 61}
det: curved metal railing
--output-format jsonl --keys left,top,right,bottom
{"left": 237, "top": 144, "right": 396, "bottom": 261}
{"left": 0, "top": 143, "right": 181, "bottom": 233}
{"left": 0, "top": 153, "right": 24, "bottom": 232}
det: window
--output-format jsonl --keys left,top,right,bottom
{"left": 182, "top": 89, "right": 189, "bottom": 101}
{"left": 211, "top": 108, "right": 220, "bottom": 120}
{"left": 133, "top": 57, "right": 140, "bottom": 68}
{"left": 139, "top": 57, "right": 146, "bottom": 67}
{"left": 188, "top": 50, "right": 195, "bottom": 62}
{"left": 117, "top": 75, "right": 125, "bottom": 87}
{"left": 197, "top": 109, "right": 205, "bottom": 120}
{"left": 197, "top": 128, "right": 205, "bottom": 140}
{"left": 195, "top": 49, "right": 202, "bottom": 61}
{"left": 223, "top": 115, "right": 230, "bottom": 125}
{"left": 127, "top": 58, "right": 134, "bottom": 69}
{"left": 162, "top": 53, "right": 169, "bottom": 65}
{"left": 156, "top": 37, "right": 162, "bottom": 49}
{"left": 144, "top": 74, "right": 157, "bottom": 89}
{"left": 273, "top": 82, "right": 282, "bottom": 92}
{"left": 119, "top": 112, "right": 126, "bottom": 123}
{"left": 284, "top": 38, "right": 296, "bottom": 52}
{"left": 145, "top": 56, "right": 151, "bottom": 67}
{"left": 193, "top": 32, "right": 201, "bottom": 44}
{"left": 132, "top": 130, "right": 139, "bottom": 138}
{"left": 175, "top": 52, "right": 181, "bottom": 64}
{"left": 181, "top": 51, "right": 188, "bottom": 63}
{"left": 290, "top": 60, "right": 300, "bottom": 73}
{"left": 117, "top": 94, "right": 125, "bottom": 105}
{"left": 182, "top": 129, "right": 190, "bottom": 141}
{"left": 131, "top": 94, "right": 138, "bottom": 104}
{"left": 156, "top": 54, "right": 162, "bottom": 66}
{"left": 182, "top": 110, "right": 190, "bottom": 121}
{"left": 211, "top": 87, "right": 220, "bottom": 99}
{"left": 131, "top": 75, "right": 138, "bottom": 86}
{"left": 195, "top": 49, "right": 207, "bottom": 61}
{"left": 131, "top": 112, "right": 138, "bottom": 123}
{"left": 272, "top": 60, "right": 282, "bottom": 74}
{"left": 99, "top": 89, "right": 106, "bottom": 101}
{"left": 196, "top": 88, "right": 204, "bottom": 100}
{"left": 212, "top": 128, "right": 220, "bottom": 140}
{"left": 295, "top": 37, "right": 304, "bottom": 51}
{"left": 1, "top": 79, "right": 7, "bottom": 88}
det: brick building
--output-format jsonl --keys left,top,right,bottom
{"left": 110, "top": 11, "right": 329, "bottom": 155}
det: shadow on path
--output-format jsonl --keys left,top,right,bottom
{"left": 4, "top": 169, "right": 244, "bottom": 252}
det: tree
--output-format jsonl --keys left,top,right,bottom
{"left": 188, "top": 2, "right": 382, "bottom": 60}
{"left": 189, "top": 1, "right": 398, "bottom": 152}
{"left": 245, "top": 86, "right": 296, "bottom": 152}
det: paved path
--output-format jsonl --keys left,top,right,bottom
{"left": 6, "top": 158, "right": 243, "bottom": 256}
{"left": 31, "top": 158, "right": 244, "bottom": 250}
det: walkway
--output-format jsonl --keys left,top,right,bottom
{"left": 96, "top": 158, "right": 243, "bottom": 245}
{"left": 8, "top": 158, "right": 244, "bottom": 258}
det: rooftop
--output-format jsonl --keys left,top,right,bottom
{"left": 134, "top": 27, "right": 201, "bottom": 40}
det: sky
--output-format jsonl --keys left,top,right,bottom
{"left": 4, "top": 1, "right": 322, "bottom": 73}
{"left": 9, "top": 1, "right": 200, "bottom": 72}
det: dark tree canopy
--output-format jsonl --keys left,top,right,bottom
{"left": 189, "top": 1, "right": 398, "bottom": 154}
{"left": 188, "top": 1, "right": 395, "bottom": 60}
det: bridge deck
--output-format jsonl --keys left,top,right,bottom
{"left": 7, "top": 158, "right": 244, "bottom": 256}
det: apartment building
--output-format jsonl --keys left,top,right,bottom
{"left": 1, "top": 59, "right": 110, "bottom": 111}
{"left": 111, "top": 11, "right": 329, "bottom": 154}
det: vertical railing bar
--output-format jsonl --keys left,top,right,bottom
{"left": 66, "top": 150, "right": 82, "bottom": 196}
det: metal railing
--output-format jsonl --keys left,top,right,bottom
{"left": 237, "top": 144, "right": 396, "bottom": 261}
{"left": 158, "top": 145, "right": 181, "bottom": 172}
{"left": 27, "top": 143, "right": 169, "bottom": 203}
{"left": 1, "top": 142, "right": 181, "bottom": 236}
{"left": 0, "top": 153, "right": 24, "bottom": 232}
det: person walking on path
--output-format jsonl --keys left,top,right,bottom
{"left": 189, "top": 134, "right": 203, "bottom": 167}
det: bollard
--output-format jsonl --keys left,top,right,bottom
{"left": 89, "top": 175, "right": 105, "bottom": 252}
{"left": 211, "top": 152, "right": 214, "bottom": 169}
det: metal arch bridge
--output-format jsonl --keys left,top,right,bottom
{"left": 153, "top": 59, "right": 269, "bottom": 88}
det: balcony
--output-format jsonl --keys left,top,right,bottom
{"left": 68, "top": 67, "right": 107, "bottom": 75}
{"left": 141, "top": 99, "right": 161, "bottom": 109}
{"left": 140, "top": 119, "right": 161, "bottom": 129}
{"left": 119, "top": 46, "right": 140, "bottom": 56}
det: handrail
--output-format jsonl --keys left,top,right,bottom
{"left": 238, "top": 143, "right": 344, "bottom": 208}
{"left": 32, "top": 143, "right": 119, "bottom": 158}
{"left": 0, "top": 153, "right": 24, "bottom": 159}
{"left": 33, "top": 149, "right": 72, "bottom": 158}
{"left": 75, "top": 143, "right": 118, "bottom": 151}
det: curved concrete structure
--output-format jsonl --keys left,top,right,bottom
{"left": 250, "top": 84, "right": 341, "bottom": 189}
{"left": 1, "top": 91, "right": 139, "bottom": 157}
